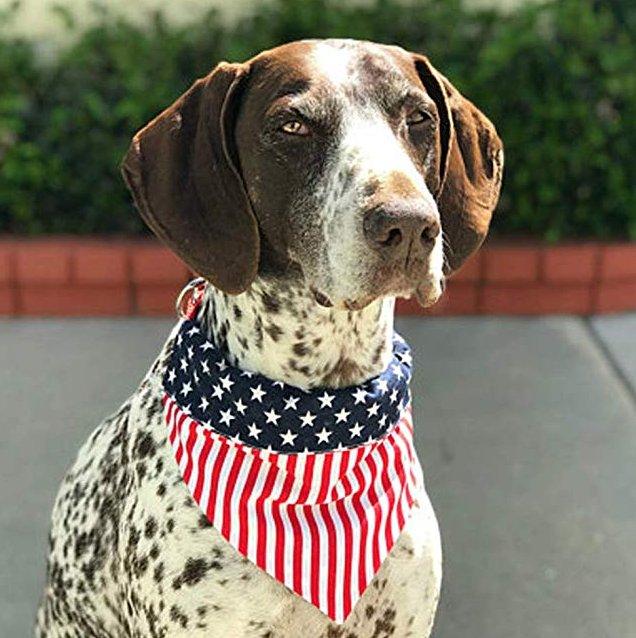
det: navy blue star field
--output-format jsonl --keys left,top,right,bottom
{"left": 163, "top": 318, "right": 413, "bottom": 454}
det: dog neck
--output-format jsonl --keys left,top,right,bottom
{"left": 200, "top": 277, "right": 395, "bottom": 390}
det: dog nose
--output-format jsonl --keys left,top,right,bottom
{"left": 363, "top": 202, "right": 440, "bottom": 252}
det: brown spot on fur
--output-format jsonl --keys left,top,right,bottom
{"left": 261, "top": 292, "right": 280, "bottom": 313}
{"left": 321, "top": 357, "right": 362, "bottom": 386}
{"left": 293, "top": 342, "right": 310, "bottom": 357}
{"left": 372, "top": 607, "right": 397, "bottom": 637}
{"left": 265, "top": 323, "right": 283, "bottom": 342}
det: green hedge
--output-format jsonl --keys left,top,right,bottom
{"left": 1, "top": 0, "right": 635, "bottom": 240}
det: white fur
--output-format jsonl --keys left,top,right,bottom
{"left": 312, "top": 42, "right": 355, "bottom": 87}
{"left": 315, "top": 106, "right": 444, "bottom": 304}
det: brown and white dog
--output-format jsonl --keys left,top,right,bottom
{"left": 36, "top": 39, "right": 502, "bottom": 637}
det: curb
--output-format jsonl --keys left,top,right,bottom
{"left": 1, "top": 237, "right": 635, "bottom": 317}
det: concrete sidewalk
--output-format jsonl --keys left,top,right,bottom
{"left": 1, "top": 315, "right": 635, "bottom": 637}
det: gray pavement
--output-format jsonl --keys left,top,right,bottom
{"left": 1, "top": 316, "right": 635, "bottom": 637}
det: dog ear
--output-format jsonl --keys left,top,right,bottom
{"left": 413, "top": 55, "right": 504, "bottom": 274}
{"left": 121, "top": 62, "right": 259, "bottom": 294}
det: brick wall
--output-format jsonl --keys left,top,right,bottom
{"left": 1, "top": 238, "right": 635, "bottom": 317}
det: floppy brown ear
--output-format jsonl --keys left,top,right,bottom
{"left": 413, "top": 55, "right": 504, "bottom": 274}
{"left": 121, "top": 62, "right": 259, "bottom": 294}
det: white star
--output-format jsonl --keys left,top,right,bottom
{"left": 316, "top": 427, "right": 331, "bottom": 444}
{"left": 230, "top": 433, "right": 242, "bottom": 444}
{"left": 367, "top": 402, "right": 380, "bottom": 417}
{"left": 193, "top": 370, "right": 200, "bottom": 384}
{"left": 390, "top": 388, "right": 399, "bottom": 404}
{"left": 180, "top": 381, "right": 193, "bottom": 397}
{"left": 334, "top": 407, "right": 350, "bottom": 424}
{"left": 280, "top": 429, "right": 297, "bottom": 447}
{"left": 283, "top": 396, "right": 300, "bottom": 411}
{"left": 180, "top": 357, "right": 188, "bottom": 372}
{"left": 200, "top": 359, "right": 210, "bottom": 374}
{"left": 241, "top": 370, "right": 254, "bottom": 378}
{"left": 376, "top": 378, "right": 389, "bottom": 393}
{"left": 318, "top": 392, "right": 335, "bottom": 409}
{"left": 176, "top": 333, "right": 183, "bottom": 346}
{"left": 187, "top": 325, "right": 200, "bottom": 336}
{"left": 234, "top": 398, "right": 247, "bottom": 415}
{"left": 187, "top": 346, "right": 194, "bottom": 359}
{"left": 247, "top": 422, "right": 261, "bottom": 439}
{"left": 379, "top": 413, "right": 388, "bottom": 428}
{"left": 299, "top": 411, "right": 316, "bottom": 427}
{"left": 200, "top": 340, "right": 214, "bottom": 351}
{"left": 391, "top": 364, "right": 404, "bottom": 380}
{"left": 211, "top": 384, "right": 223, "bottom": 400}
{"left": 250, "top": 384, "right": 266, "bottom": 402}
{"left": 352, "top": 387, "right": 368, "bottom": 404}
{"left": 216, "top": 359, "right": 228, "bottom": 371}
{"left": 167, "top": 368, "right": 176, "bottom": 384}
{"left": 264, "top": 408, "right": 281, "bottom": 425}
{"left": 349, "top": 422, "right": 364, "bottom": 438}
{"left": 273, "top": 380, "right": 285, "bottom": 388}
{"left": 182, "top": 404, "right": 191, "bottom": 415}
{"left": 199, "top": 396, "right": 209, "bottom": 411}
{"left": 219, "top": 409, "right": 235, "bottom": 426}
{"left": 219, "top": 374, "right": 234, "bottom": 391}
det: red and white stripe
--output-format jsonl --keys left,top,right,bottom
{"left": 163, "top": 393, "right": 421, "bottom": 624}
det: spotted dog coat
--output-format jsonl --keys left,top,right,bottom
{"left": 36, "top": 39, "right": 503, "bottom": 637}
{"left": 35, "top": 285, "right": 442, "bottom": 638}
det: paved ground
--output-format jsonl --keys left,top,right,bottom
{"left": 1, "top": 315, "right": 635, "bottom": 637}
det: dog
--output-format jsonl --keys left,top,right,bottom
{"left": 36, "top": 39, "right": 502, "bottom": 637}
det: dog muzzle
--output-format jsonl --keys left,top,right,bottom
{"left": 163, "top": 281, "right": 424, "bottom": 623}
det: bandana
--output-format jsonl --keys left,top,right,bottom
{"left": 162, "top": 283, "right": 423, "bottom": 623}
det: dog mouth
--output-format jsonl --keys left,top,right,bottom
{"left": 310, "top": 275, "right": 444, "bottom": 311}
{"left": 414, "top": 277, "right": 445, "bottom": 307}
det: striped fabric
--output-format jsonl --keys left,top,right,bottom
{"left": 162, "top": 281, "right": 423, "bottom": 623}
{"left": 163, "top": 394, "right": 422, "bottom": 623}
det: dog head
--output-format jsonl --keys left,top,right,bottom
{"left": 122, "top": 39, "right": 503, "bottom": 310}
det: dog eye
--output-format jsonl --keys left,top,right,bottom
{"left": 280, "top": 120, "right": 310, "bottom": 136}
{"left": 406, "top": 110, "right": 432, "bottom": 126}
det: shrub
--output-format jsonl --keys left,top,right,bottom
{"left": 0, "top": 0, "right": 634, "bottom": 240}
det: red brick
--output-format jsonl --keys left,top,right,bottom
{"left": 135, "top": 284, "right": 182, "bottom": 316}
{"left": 395, "top": 297, "right": 422, "bottom": 315}
{"left": 595, "top": 282, "right": 636, "bottom": 314}
{"left": 483, "top": 246, "right": 540, "bottom": 283}
{"left": 426, "top": 283, "right": 479, "bottom": 315}
{"left": 451, "top": 252, "right": 482, "bottom": 282}
{"left": 480, "top": 284, "right": 592, "bottom": 315}
{"left": 131, "top": 244, "right": 189, "bottom": 284}
{"left": 15, "top": 241, "right": 72, "bottom": 284}
{"left": 543, "top": 244, "right": 598, "bottom": 283}
{"left": 599, "top": 244, "right": 636, "bottom": 281}
{"left": 0, "top": 286, "right": 16, "bottom": 315}
{"left": 73, "top": 243, "right": 128, "bottom": 284}
{"left": 396, "top": 283, "right": 479, "bottom": 316}
{"left": 19, "top": 285, "right": 130, "bottom": 316}
{"left": 0, "top": 243, "right": 14, "bottom": 284}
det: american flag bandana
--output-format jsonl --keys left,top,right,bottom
{"left": 162, "top": 283, "right": 423, "bottom": 623}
